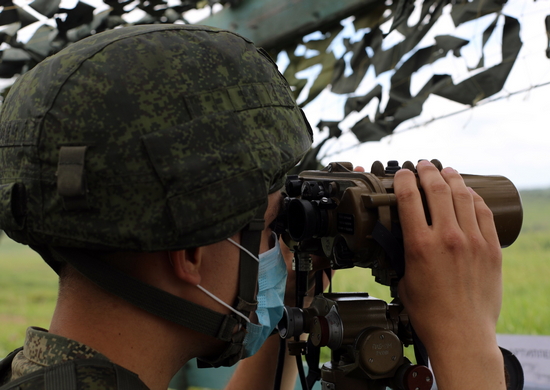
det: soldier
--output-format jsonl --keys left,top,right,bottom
{"left": 0, "top": 25, "right": 505, "bottom": 389}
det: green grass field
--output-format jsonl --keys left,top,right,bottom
{"left": 1, "top": 189, "right": 549, "bottom": 358}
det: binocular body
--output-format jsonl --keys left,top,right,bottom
{"left": 283, "top": 160, "right": 523, "bottom": 287}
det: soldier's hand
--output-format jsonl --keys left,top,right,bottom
{"left": 394, "top": 160, "right": 505, "bottom": 390}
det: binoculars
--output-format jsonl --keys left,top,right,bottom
{"left": 277, "top": 160, "right": 524, "bottom": 390}
{"left": 281, "top": 159, "right": 522, "bottom": 288}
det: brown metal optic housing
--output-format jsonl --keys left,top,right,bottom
{"left": 289, "top": 160, "right": 523, "bottom": 286}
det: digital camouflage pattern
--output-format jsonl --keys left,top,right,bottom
{"left": 0, "top": 24, "right": 312, "bottom": 252}
{"left": 0, "top": 328, "right": 148, "bottom": 389}
{"left": 5, "top": 327, "right": 108, "bottom": 381}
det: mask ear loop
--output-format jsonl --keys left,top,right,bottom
{"left": 227, "top": 238, "right": 260, "bottom": 262}
{"left": 168, "top": 250, "right": 252, "bottom": 324}
{"left": 196, "top": 285, "right": 251, "bottom": 324}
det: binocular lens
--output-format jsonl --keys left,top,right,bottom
{"left": 287, "top": 199, "right": 328, "bottom": 241}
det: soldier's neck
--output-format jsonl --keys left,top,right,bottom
{"left": 49, "top": 273, "right": 199, "bottom": 390}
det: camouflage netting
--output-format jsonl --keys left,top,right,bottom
{"left": 277, "top": 0, "right": 528, "bottom": 170}
{"left": 0, "top": 0, "right": 547, "bottom": 185}
{"left": 0, "top": 0, "right": 540, "bottom": 152}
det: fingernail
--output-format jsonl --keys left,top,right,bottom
{"left": 442, "top": 167, "right": 455, "bottom": 174}
{"left": 417, "top": 160, "right": 432, "bottom": 167}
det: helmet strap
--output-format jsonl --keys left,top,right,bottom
{"left": 46, "top": 246, "right": 242, "bottom": 344}
{"left": 197, "top": 203, "right": 267, "bottom": 367}
{"left": 234, "top": 204, "right": 266, "bottom": 316}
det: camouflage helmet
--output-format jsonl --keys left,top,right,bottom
{"left": 0, "top": 24, "right": 312, "bottom": 252}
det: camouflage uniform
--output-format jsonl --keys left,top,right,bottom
{"left": 0, "top": 328, "right": 148, "bottom": 389}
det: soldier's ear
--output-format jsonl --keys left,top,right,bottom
{"left": 170, "top": 248, "right": 202, "bottom": 286}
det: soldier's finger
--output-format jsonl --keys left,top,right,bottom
{"left": 469, "top": 187, "right": 499, "bottom": 245}
{"left": 416, "top": 160, "right": 458, "bottom": 230}
{"left": 394, "top": 167, "right": 429, "bottom": 237}
{"left": 441, "top": 167, "right": 480, "bottom": 235}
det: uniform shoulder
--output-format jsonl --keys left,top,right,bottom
{"left": 0, "top": 359, "right": 148, "bottom": 390}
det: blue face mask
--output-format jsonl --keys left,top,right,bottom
{"left": 196, "top": 233, "right": 287, "bottom": 359}
{"left": 241, "top": 234, "right": 287, "bottom": 358}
